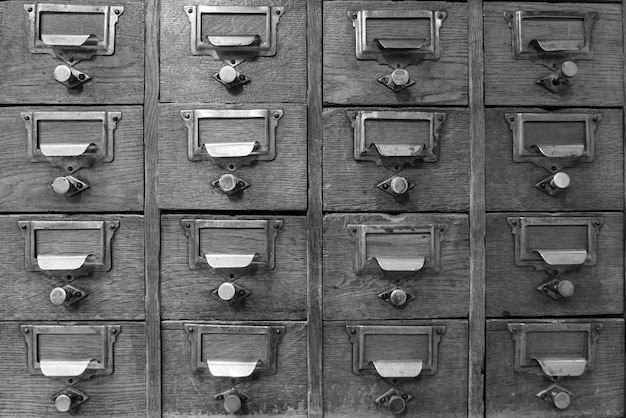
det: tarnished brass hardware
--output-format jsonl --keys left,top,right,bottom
{"left": 374, "top": 388, "right": 413, "bottom": 415}
{"left": 21, "top": 324, "right": 120, "bottom": 386}
{"left": 52, "top": 176, "right": 89, "bottom": 197}
{"left": 508, "top": 322, "right": 602, "bottom": 379}
{"left": 349, "top": 224, "right": 445, "bottom": 276}
{"left": 536, "top": 384, "right": 572, "bottom": 410}
{"left": 537, "top": 278, "right": 575, "bottom": 300}
{"left": 378, "top": 69, "right": 415, "bottom": 92}
{"left": 19, "top": 220, "right": 118, "bottom": 281}
{"left": 53, "top": 64, "right": 91, "bottom": 89}
{"left": 50, "top": 284, "right": 87, "bottom": 306}
{"left": 535, "top": 172, "right": 570, "bottom": 196}
{"left": 213, "top": 282, "right": 251, "bottom": 303}
{"left": 212, "top": 173, "right": 250, "bottom": 196}
{"left": 377, "top": 287, "right": 415, "bottom": 308}
{"left": 504, "top": 11, "right": 597, "bottom": 93}
{"left": 508, "top": 216, "right": 602, "bottom": 276}
{"left": 214, "top": 65, "right": 250, "bottom": 89}
{"left": 215, "top": 388, "right": 249, "bottom": 415}
{"left": 377, "top": 175, "right": 413, "bottom": 197}
{"left": 52, "top": 387, "right": 89, "bottom": 412}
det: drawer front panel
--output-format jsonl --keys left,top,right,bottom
{"left": 160, "top": 0, "right": 306, "bottom": 104}
{"left": 161, "top": 215, "right": 306, "bottom": 320}
{"left": 324, "top": 320, "right": 468, "bottom": 417}
{"left": 323, "top": 1, "right": 468, "bottom": 105}
{"left": 485, "top": 2, "right": 624, "bottom": 106}
{"left": 324, "top": 213, "right": 470, "bottom": 320}
{"left": 0, "top": 215, "right": 145, "bottom": 320}
{"left": 0, "top": 321, "right": 146, "bottom": 417}
{"left": 486, "top": 319, "right": 624, "bottom": 417}
{"left": 323, "top": 108, "right": 470, "bottom": 212}
{"left": 0, "top": 0, "right": 145, "bottom": 105}
{"left": 486, "top": 213, "right": 623, "bottom": 317}
{"left": 0, "top": 106, "right": 144, "bottom": 212}
{"left": 485, "top": 108, "right": 623, "bottom": 212}
{"left": 162, "top": 321, "right": 307, "bottom": 417}
{"left": 158, "top": 104, "right": 307, "bottom": 211}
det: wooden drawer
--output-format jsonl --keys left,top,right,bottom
{"left": 0, "top": 106, "right": 144, "bottom": 212}
{"left": 323, "top": 213, "right": 470, "bottom": 320}
{"left": 484, "top": 2, "right": 624, "bottom": 107}
{"left": 158, "top": 104, "right": 307, "bottom": 211}
{"left": 486, "top": 213, "right": 623, "bottom": 317}
{"left": 0, "top": 215, "right": 145, "bottom": 320}
{"left": 0, "top": 0, "right": 145, "bottom": 105}
{"left": 324, "top": 320, "right": 468, "bottom": 417}
{"left": 323, "top": 108, "right": 470, "bottom": 212}
{"left": 162, "top": 321, "right": 307, "bottom": 417}
{"left": 486, "top": 319, "right": 624, "bottom": 417}
{"left": 0, "top": 321, "right": 146, "bottom": 417}
{"left": 160, "top": 0, "right": 306, "bottom": 104}
{"left": 161, "top": 215, "right": 306, "bottom": 321}
{"left": 323, "top": 1, "right": 468, "bottom": 105}
{"left": 485, "top": 108, "right": 623, "bottom": 212}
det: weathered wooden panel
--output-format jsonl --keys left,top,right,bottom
{"left": 484, "top": 2, "right": 624, "bottom": 106}
{"left": 0, "top": 322, "right": 146, "bottom": 417}
{"left": 486, "top": 319, "right": 624, "bottom": 417}
{"left": 160, "top": 0, "right": 307, "bottom": 103}
{"left": 323, "top": 108, "right": 470, "bottom": 212}
{"left": 324, "top": 214, "right": 470, "bottom": 320}
{"left": 161, "top": 215, "right": 306, "bottom": 320}
{"left": 323, "top": 1, "right": 469, "bottom": 105}
{"left": 0, "top": 215, "right": 145, "bottom": 320}
{"left": 0, "top": 0, "right": 145, "bottom": 104}
{"left": 486, "top": 213, "right": 623, "bottom": 317}
{"left": 162, "top": 321, "right": 307, "bottom": 417}
{"left": 158, "top": 104, "right": 307, "bottom": 211}
{"left": 485, "top": 108, "right": 623, "bottom": 212}
{"left": 0, "top": 106, "right": 144, "bottom": 212}
{"left": 324, "top": 320, "right": 468, "bottom": 417}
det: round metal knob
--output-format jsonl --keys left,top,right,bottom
{"left": 387, "top": 395, "right": 406, "bottom": 415}
{"left": 390, "top": 177, "right": 409, "bottom": 195}
{"left": 219, "top": 66, "right": 238, "bottom": 84}
{"left": 556, "top": 280, "right": 575, "bottom": 298}
{"left": 217, "top": 282, "right": 237, "bottom": 301}
{"left": 50, "top": 287, "right": 69, "bottom": 306}
{"left": 389, "top": 289, "right": 408, "bottom": 306}
{"left": 54, "top": 65, "right": 73, "bottom": 83}
{"left": 218, "top": 174, "right": 237, "bottom": 192}
{"left": 223, "top": 394, "right": 242, "bottom": 414}
{"left": 550, "top": 172, "right": 570, "bottom": 190}
{"left": 561, "top": 61, "right": 578, "bottom": 78}
{"left": 52, "top": 177, "right": 71, "bottom": 195}
{"left": 55, "top": 394, "right": 73, "bottom": 412}
{"left": 552, "top": 390, "right": 571, "bottom": 410}
{"left": 391, "top": 69, "right": 410, "bottom": 86}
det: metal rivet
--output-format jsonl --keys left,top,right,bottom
{"left": 21, "top": 224, "right": 27, "bottom": 230}
{"left": 273, "top": 221, "right": 281, "bottom": 229}
{"left": 115, "top": 9, "right": 120, "bottom": 14}
{"left": 379, "top": 397, "right": 387, "bottom": 404}
{"left": 28, "top": 7, "right": 33, "bottom": 12}
{"left": 401, "top": 394, "right": 409, "bottom": 400}
{"left": 509, "top": 117, "right": 515, "bottom": 122}
{"left": 350, "top": 328, "right": 356, "bottom": 334}
{"left": 438, "top": 13, "right": 444, "bottom": 19}
{"left": 188, "top": 327, "right": 193, "bottom": 333}
{"left": 23, "top": 328, "right": 29, "bottom": 333}
{"left": 276, "top": 329, "right": 281, "bottom": 334}
{"left": 230, "top": 60, "right": 236, "bottom": 65}
{"left": 65, "top": 275, "right": 72, "bottom": 280}
{"left": 184, "top": 222, "right": 190, "bottom": 228}
{"left": 188, "top": 8, "right": 193, "bottom": 13}
{"left": 436, "top": 329, "right": 443, "bottom": 335}
{"left": 237, "top": 181, "right": 245, "bottom": 188}
{"left": 68, "top": 379, "right": 73, "bottom": 384}
{"left": 438, "top": 115, "right": 444, "bottom": 121}
{"left": 351, "top": 13, "right": 357, "bottom": 19}
{"left": 596, "top": 326, "right": 601, "bottom": 332}
{"left": 381, "top": 77, "right": 389, "bottom": 84}
{"left": 110, "top": 224, "right": 117, "bottom": 230}
{"left": 24, "top": 115, "right": 30, "bottom": 120}
{"left": 351, "top": 228, "right": 357, "bottom": 233}
{"left": 229, "top": 273, "right": 235, "bottom": 279}
{"left": 216, "top": 395, "right": 224, "bottom": 400}
{"left": 593, "top": 116, "right": 599, "bottom": 122}
{"left": 512, "top": 327, "right": 518, "bottom": 332}
{"left": 111, "top": 328, "right": 117, "bottom": 335}
{"left": 112, "top": 116, "right": 119, "bottom": 122}
{"left": 273, "top": 112, "right": 281, "bottom": 119}
{"left": 228, "top": 164, "right": 235, "bottom": 170}
{"left": 275, "top": 9, "right": 281, "bottom": 15}
{"left": 184, "top": 114, "right": 190, "bottom": 119}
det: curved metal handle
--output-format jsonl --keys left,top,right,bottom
{"left": 531, "top": 39, "right": 583, "bottom": 53}
{"left": 207, "top": 360, "right": 259, "bottom": 378}
{"left": 536, "top": 144, "right": 585, "bottom": 158}
{"left": 39, "top": 143, "right": 98, "bottom": 157}
{"left": 207, "top": 34, "right": 261, "bottom": 48}
{"left": 37, "top": 254, "right": 91, "bottom": 271}
{"left": 204, "top": 253, "right": 257, "bottom": 269}
{"left": 536, "top": 249, "right": 587, "bottom": 266}
{"left": 535, "top": 357, "right": 587, "bottom": 377}
{"left": 372, "top": 360, "right": 423, "bottom": 379}
{"left": 40, "top": 359, "right": 94, "bottom": 377}
{"left": 41, "top": 34, "right": 100, "bottom": 47}
{"left": 204, "top": 141, "right": 260, "bottom": 158}
{"left": 374, "top": 256, "right": 425, "bottom": 272}
{"left": 371, "top": 143, "right": 426, "bottom": 158}
{"left": 373, "top": 38, "right": 430, "bottom": 50}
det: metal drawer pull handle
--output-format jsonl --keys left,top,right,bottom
{"left": 207, "top": 34, "right": 261, "bottom": 48}
{"left": 37, "top": 254, "right": 91, "bottom": 271}
{"left": 372, "top": 360, "right": 423, "bottom": 379}
{"left": 207, "top": 360, "right": 259, "bottom": 378}
{"left": 536, "top": 249, "right": 587, "bottom": 266}
{"left": 204, "top": 141, "right": 260, "bottom": 158}
{"left": 39, "top": 143, "right": 97, "bottom": 157}
{"left": 374, "top": 38, "right": 429, "bottom": 51}
{"left": 532, "top": 40, "right": 582, "bottom": 53}
{"left": 536, "top": 145, "right": 585, "bottom": 158}
{"left": 41, "top": 34, "right": 99, "bottom": 47}
{"left": 535, "top": 358, "right": 587, "bottom": 378}
{"left": 40, "top": 359, "right": 93, "bottom": 377}
{"left": 205, "top": 253, "right": 256, "bottom": 269}
{"left": 375, "top": 256, "right": 425, "bottom": 272}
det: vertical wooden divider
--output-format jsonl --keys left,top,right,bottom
{"left": 144, "top": 0, "right": 161, "bottom": 416}
{"left": 307, "top": 1, "right": 324, "bottom": 417}
{"left": 468, "top": 0, "right": 486, "bottom": 417}
{"left": 623, "top": 1, "right": 626, "bottom": 415}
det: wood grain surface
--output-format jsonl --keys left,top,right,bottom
{"left": 484, "top": 2, "right": 624, "bottom": 107}
{"left": 161, "top": 215, "right": 306, "bottom": 321}
{"left": 486, "top": 212, "right": 623, "bottom": 317}
{"left": 323, "top": 107, "right": 470, "bottom": 212}
{"left": 162, "top": 321, "right": 308, "bottom": 417}
{"left": 158, "top": 103, "right": 307, "bottom": 211}
{"left": 0, "top": 321, "right": 146, "bottom": 417}
{"left": 323, "top": 1, "right": 469, "bottom": 105}
{"left": 0, "top": 106, "right": 144, "bottom": 212}
{"left": 323, "top": 214, "right": 470, "bottom": 320}
{"left": 0, "top": 215, "right": 145, "bottom": 320}
{"left": 323, "top": 320, "right": 468, "bottom": 417}
{"left": 160, "top": 0, "right": 307, "bottom": 104}
{"left": 0, "top": 0, "right": 145, "bottom": 105}
{"left": 486, "top": 319, "right": 624, "bottom": 417}
{"left": 486, "top": 108, "right": 623, "bottom": 212}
